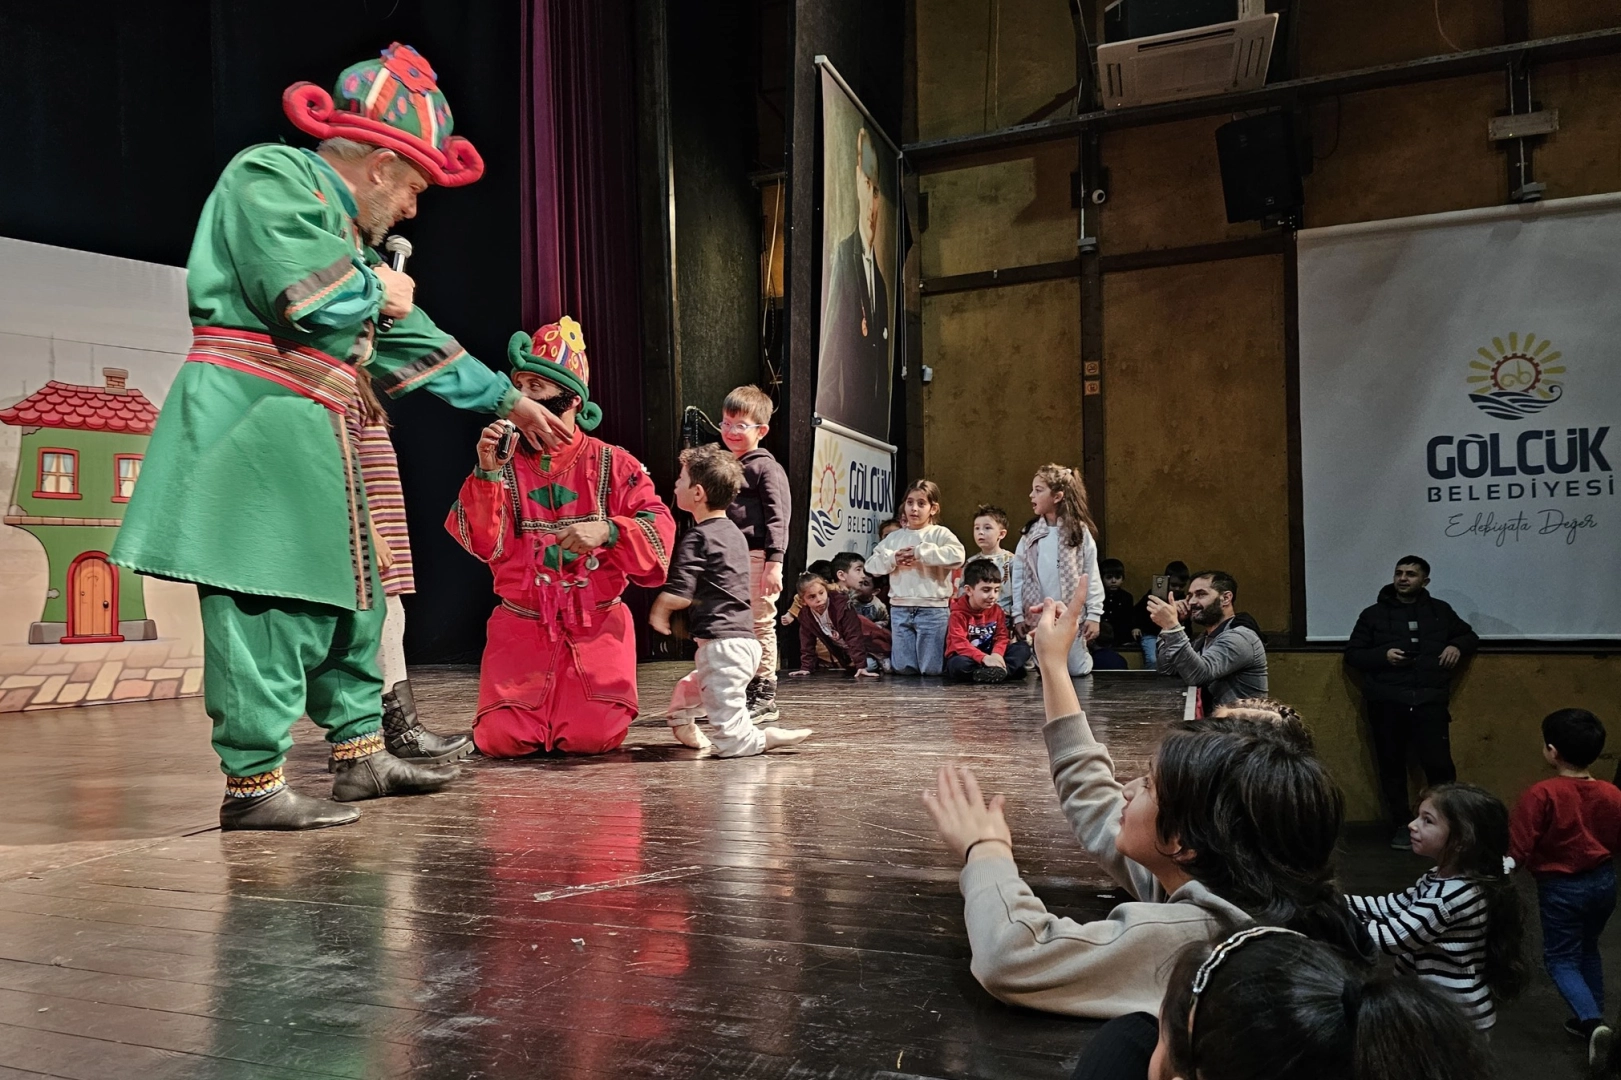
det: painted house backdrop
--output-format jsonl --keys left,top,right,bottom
{"left": 0, "top": 238, "right": 203, "bottom": 711}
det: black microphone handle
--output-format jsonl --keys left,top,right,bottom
{"left": 377, "top": 248, "right": 410, "bottom": 333}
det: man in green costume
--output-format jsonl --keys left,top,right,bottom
{"left": 112, "top": 43, "right": 568, "bottom": 830}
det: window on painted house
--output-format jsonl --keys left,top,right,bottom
{"left": 114, "top": 454, "right": 142, "bottom": 501}
{"left": 37, "top": 450, "right": 78, "bottom": 496}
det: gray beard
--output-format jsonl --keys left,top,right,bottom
{"left": 357, "top": 199, "right": 393, "bottom": 247}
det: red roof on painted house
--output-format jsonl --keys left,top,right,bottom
{"left": 0, "top": 381, "right": 159, "bottom": 435}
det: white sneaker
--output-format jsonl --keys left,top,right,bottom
{"left": 760, "top": 726, "right": 812, "bottom": 751}
{"left": 670, "top": 722, "right": 711, "bottom": 749}
{"left": 1590, "top": 1023, "right": 1613, "bottom": 1070}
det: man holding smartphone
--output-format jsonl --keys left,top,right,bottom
{"left": 1344, "top": 556, "right": 1480, "bottom": 849}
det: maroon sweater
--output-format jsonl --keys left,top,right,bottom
{"left": 799, "top": 591, "right": 867, "bottom": 673}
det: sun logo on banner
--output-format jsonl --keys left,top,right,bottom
{"left": 808, "top": 442, "right": 847, "bottom": 549}
{"left": 1467, "top": 332, "right": 1565, "bottom": 420}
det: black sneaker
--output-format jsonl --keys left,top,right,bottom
{"left": 972, "top": 665, "right": 1009, "bottom": 684}
{"left": 750, "top": 697, "right": 780, "bottom": 723}
{"left": 1567, "top": 1018, "right": 1593, "bottom": 1040}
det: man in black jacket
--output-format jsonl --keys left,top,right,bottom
{"left": 1344, "top": 556, "right": 1480, "bottom": 848}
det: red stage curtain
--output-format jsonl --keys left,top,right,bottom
{"left": 520, "top": 0, "right": 644, "bottom": 460}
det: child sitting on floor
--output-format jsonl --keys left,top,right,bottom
{"left": 779, "top": 559, "right": 835, "bottom": 627}
{"left": 1346, "top": 782, "right": 1526, "bottom": 1031}
{"left": 1088, "top": 621, "right": 1129, "bottom": 671}
{"left": 944, "top": 559, "right": 1029, "bottom": 683}
{"left": 1098, "top": 557, "right": 1136, "bottom": 649}
{"left": 786, "top": 572, "right": 887, "bottom": 679}
{"left": 850, "top": 572, "right": 888, "bottom": 626}
{"left": 964, "top": 504, "right": 1016, "bottom": 623}
{"left": 922, "top": 578, "right": 1368, "bottom": 1019}
{"left": 651, "top": 445, "right": 811, "bottom": 756}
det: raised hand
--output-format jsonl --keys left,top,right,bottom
{"left": 922, "top": 765, "right": 1013, "bottom": 862}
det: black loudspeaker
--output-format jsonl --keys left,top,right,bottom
{"left": 1215, "top": 111, "right": 1304, "bottom": 224}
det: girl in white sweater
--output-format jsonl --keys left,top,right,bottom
{"left": 864, "top": 480, "right": 964, "bottom": 675}
{"left": 1012, "top": 463, "right": 1104, "bottom": 676}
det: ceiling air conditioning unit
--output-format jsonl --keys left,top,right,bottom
{"left": 1097, "top": 11, "right": 1278, "bottom": 110}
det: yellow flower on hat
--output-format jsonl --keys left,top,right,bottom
{"left": 557, "top": 315, "right": 587, "bottom": 356}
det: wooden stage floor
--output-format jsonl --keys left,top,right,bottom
{"left": 0, "top": 664, "right": 1188, "bottom": 1079}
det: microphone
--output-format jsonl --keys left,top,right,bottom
{"left": 377, "top": 235, "right": 414, "bottom": 332}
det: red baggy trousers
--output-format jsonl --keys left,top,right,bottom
{"left": 473, "top": 602, "right": 639, "bottom": 757}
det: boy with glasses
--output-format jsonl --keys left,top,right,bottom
{"left": 719, "top": 386, "right": 790, "bottom": 721}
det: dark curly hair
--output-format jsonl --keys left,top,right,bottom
{"left": 1152, "top": 718, "right": 1369, "bottom": 958}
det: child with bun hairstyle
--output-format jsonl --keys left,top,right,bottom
{"left": 864, "top": 480, "right": 964, "bottom": 675}
{"left": 923, "top": 579, "right": 1368, "bottom": 1020}
{"left": 1346, "top": 781, "right": 1527, "bottom": 1030}
{"left": 1067, "top": 926, "right": 1490, "bottom": 1080}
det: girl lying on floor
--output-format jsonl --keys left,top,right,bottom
{"left": 923, "top": 579, "right": 1371, "bottom": 1019}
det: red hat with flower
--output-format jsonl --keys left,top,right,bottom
{"left": 282, "top": 43, "right": 483, "bottom": 187}
{"left": 507, "top": 317, "right": 601, "bottom": 431}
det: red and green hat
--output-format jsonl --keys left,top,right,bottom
{"left": 282, "top": 43, "right": 483, "bottom": 187}
{"left": 507, "top": 317, "right": 601, "bottom": 431}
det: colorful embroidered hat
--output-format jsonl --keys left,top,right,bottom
{"left": 282, "top": 43, "right": 483, "bottom": 187}
{"left": 507, "top": 316, "right": 601, "bottom": 431}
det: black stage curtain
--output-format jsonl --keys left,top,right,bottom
{"left": 0, "top": 0, "right": 524, "bottom": 663}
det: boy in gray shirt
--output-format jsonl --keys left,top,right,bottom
{"left": 652, "top": 446, "right": 812, "bottom": 757}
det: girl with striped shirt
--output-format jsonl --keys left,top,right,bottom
{"left": 1347, "top": 782, "right": 1527, "bottom": 1029}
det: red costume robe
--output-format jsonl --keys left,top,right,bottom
{"left": 446, "top": 430, "right": 675, "bottom": 756}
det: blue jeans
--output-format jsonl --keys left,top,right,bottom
{"left": 945, "top": 641, "right": 1033, "bottom": 681}
{"left": 891, "top": 605, "right": 949, "bottom": 675}
{"left": 1141, "top": 634, "right": 1159, "bottom": 666}
{"left": 1538, "top": 862, "right": 1617, "bottom": 1022}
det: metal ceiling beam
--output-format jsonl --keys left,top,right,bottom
{"left": 906, "top": 25, "right": 1621, "bottom": 169}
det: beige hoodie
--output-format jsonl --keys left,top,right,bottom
{"left": 864, "top": 524, "right": 964, "bottom": 607}
{"left": 959, "top": 711, "right": 1248, "bottom": 1018}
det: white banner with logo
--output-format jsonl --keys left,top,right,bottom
{"left": 1299, "top": 194, "right": 1621, "bottom": 640}
{"left": 807, "top": 422, "right": 895, "bottom": 562}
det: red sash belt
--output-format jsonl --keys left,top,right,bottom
{"left": 502, "top": 596, "right": 622, "bottom": 620}
{"left": 186, "top": 327, "right": 357, "bottom": 413}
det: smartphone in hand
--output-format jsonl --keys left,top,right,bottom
{"left": 1150, "top": 575, "right": 1170, "bottom": 601}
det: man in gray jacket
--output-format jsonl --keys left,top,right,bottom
{"left": 1147, "top": 570, "right": 1268, "bottom": 710}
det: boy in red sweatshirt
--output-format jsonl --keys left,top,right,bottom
{"left": 1509, "top": 708, "right": 1621, "bottom": 1046}
{"left": 944, "top": 560, "right": 1030, "bottom": 683}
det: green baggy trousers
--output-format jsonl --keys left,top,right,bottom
{"left": 199, "top": 586, "right": 385, "bottom": 779}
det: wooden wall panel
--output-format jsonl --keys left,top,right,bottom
{"left": 921, "top": 279, "right": 1081, "bottom": 545}
{"left": 1099, "top": 115, "right": 1253, "bottom": 252}
{"left": 918, "top": 142, "right": 1078, "bottom": 276}
{"left": 1102, "top": 255, "right": 1290, "bottom": 629}
{"left": 1532, "top": 56, "right": 1621, "bottom": 198}
{"left": 915, "top": 0, "right": 1076, "bottom": 141}
{"left": 1274, "top": 652, "right": 1621, "bottom": 821}
{"left": 1296, "top": 0, "right": 1504, "bottom": 77}
{"left": 1531, "top": 0, "right": 1621, "bottom": 37}
{"left": 1302, "top": 76, "right": 1506, "bottom": 228}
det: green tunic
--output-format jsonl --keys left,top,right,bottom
{"left": 112, "top": 144, "right": 519, "bottom": 610}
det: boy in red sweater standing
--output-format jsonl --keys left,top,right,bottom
{"left": 944, "top": 561, "right": 1030, "bottom": 683}
{"left": 1510, "top": 708, "right": 1621, "bottom": 1048}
